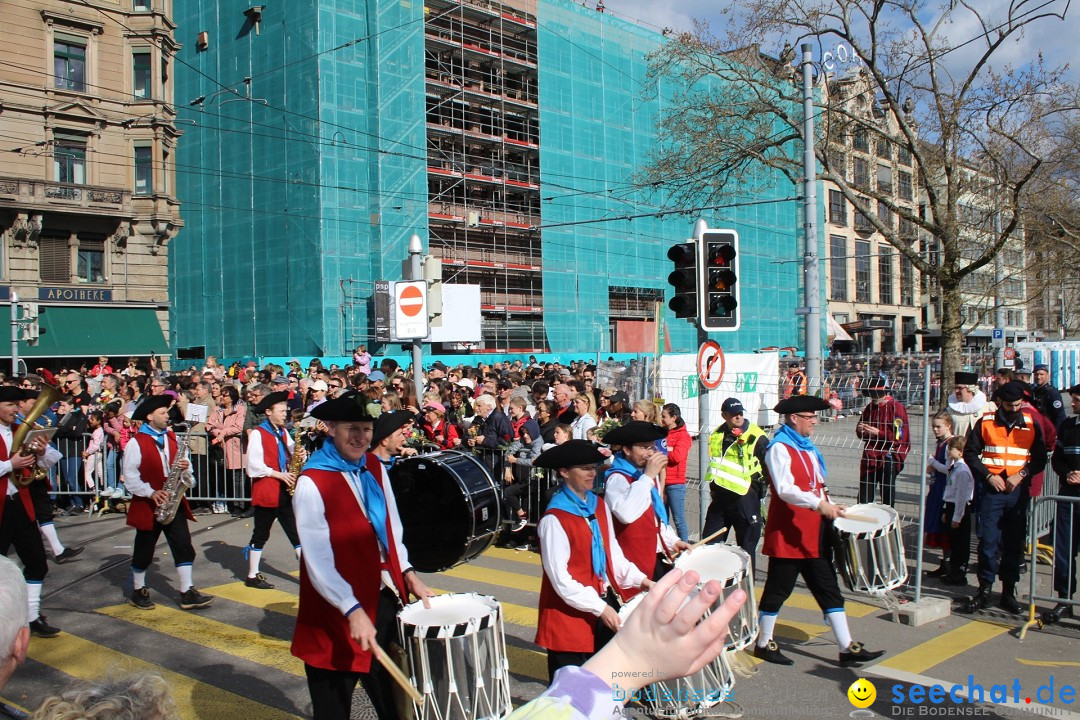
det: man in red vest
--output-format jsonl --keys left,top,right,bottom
{"left": 0, "top": 386, "right": 60, "bottom": 637}
{"left": 755, "top": 395, "right": 884, "bottom": 668}
{"left": 243, "top": 391, "right": 302, "bottom": 590}
{"left": 855, "top": 377, "right": 910, "bottom": 507}
{"left": 291, "top": 394, "right": 432, "bottom": 720}
{"left": 122, "top": 395, "right": 213, "bottom": 611}
{"left": 534, "top": 440, "right": 652, "bottom": 681}
{"left": 602, "top": 421, "right": 689, "bottom": 581}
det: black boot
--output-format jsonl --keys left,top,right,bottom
{"left": 999, "top": 583, "right": 1023, "bottom": 615}
{"left": 959, "top": 583, "right": 992, "bottom": 613}
{"left": 1041, "top": 603, "right": 1076, "bottom": 625}
{"left": 926, "top": 564, "right": 949, "bottom": 579}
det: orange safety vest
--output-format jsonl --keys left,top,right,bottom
{"left": 978, "top": 411, "right": 1036, "bottom": 476}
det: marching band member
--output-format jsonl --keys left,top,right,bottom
{"left": 291, "top": 395, "right": 432, "bottom": 720}
{"left": 754, "top": 395, "right": 883, "bottom": 667}
{"left": 122, "top": 396, "right": 213, "bottom": 611}
{"left": 534, "top": 440, "right": 652, "bottom": 681}
{"left": 243, "top": 391, "right": 302, "bottom": 590}
{"left": 368, "top": 410, "right": 418, "bottom": 472}
{"left": 602, "top": 421, "right": 689, "bottom": 581}
{"left": 0, "top": 387, "right": 61, "bottom": 638}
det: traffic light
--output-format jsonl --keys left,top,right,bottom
{"left": 667, "top": 242, "right": 698, "bottom": 320}
{"left": 698, "top": 230, "right": 740, "bottom": 331}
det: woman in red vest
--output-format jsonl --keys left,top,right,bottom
{"left": 291, "top": 395, "right": 432, "bottom": 720}
{"left": 535, "top": 440, "right": 652, "bottom": 682}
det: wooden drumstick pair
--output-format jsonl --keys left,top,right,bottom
{"left": 673, "top": 526, "right": 728, "bottom": 559}
{"left": 372, "top": 643, "right": 424, "bottom": 706}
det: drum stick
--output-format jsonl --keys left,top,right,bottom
{"left": 372, "top": 642, "right": 424, "bottom": 706}
{"left": 838, "top": 513, "right": 876, "bottom": 523}
{"left": 674, "top": 527, "right": 729, "bottom": 558}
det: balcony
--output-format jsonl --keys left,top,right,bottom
{"left": 0, "top": 177, "right": 132, "bottom": 216}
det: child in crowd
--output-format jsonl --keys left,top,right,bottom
{"left": 924, "top": 411, "right": 955, "bottom": 576}
{"left": 940, "top": 435, "right": 975, "bottom": 586}
{"left": 81, "top": 411, "right": 105, "bottom": 506}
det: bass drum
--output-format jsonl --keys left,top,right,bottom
{"left": 390, "top": 451, "right": 502, "bottom": 573}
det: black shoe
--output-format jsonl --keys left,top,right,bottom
{"left": 1019, "top": 561, "right": 1029, "bottom": 575}
{"left": 1041, "top": 603, "right": 1076, "bottom": 625}
{"left": 941, "top": 573, "right": 968, "bottom": 587}
{"left": 245, "top": 573, "right": 275, "bottom": 590}
{"left": 129, "top": 587, "right": 156, "bottom": 610}
{"left": 960, "top": 584, "right": 993, "bottom": 613}
{"left": 840, "top": 642, "right": 885, "bottom": 668}
{"left": 29, "top": 616, "right": 61, "bottom": 638}
{"left": 999, "top": 585, "right": 1024, "bottom": 615}
{"left": 179, "top": 587, "right": 214, "bottom": 610}
{"left": 511, "top": 517, "right": 528, "bottom": 533}
{"left": 54, "top": 546, "right": 84, "bottom": 564}
{"left": 926, "top": 565, "right": 949, "bottom": 579}
{"left": 240, "top": 508, "right": 256, "bottom": 518}
{"left": 753, "top": 640, "right": 794, "bottom": 665}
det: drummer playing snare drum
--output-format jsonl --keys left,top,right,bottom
{"left": 754, "top": 395, "right": 886, "bottom": 669}
{"left": 534, "top": 440, "right": 654, "bottom": 682}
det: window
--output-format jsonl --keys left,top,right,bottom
{"left": 162, "top": 146, "right": 170, "bottom": 195}
{"left": 133, "top": 0, "right": 151, "bottom": 10}
{"left": 39, "top": 235, "right": 70, "bottom": 284}
{"left": 160, "top": 56, "right": 169, "bottom": 96}
{"left": 875, "top": 137, "right": 890, "bottom": 159}
{"left": 877, "top": 200, "right": 893, "bottom": 230}
{"left": 77, "top": 239, "right": 105, "bottom": 283}
{"left": 133, "top": 50, "right": 151, "bottom": 99}
{"left": 54, "top": 39, "right": 86, "bottom": 92}
{"left": 899, "top": 216, "right": 916, "bottom": 240}
{"left": 53, "top": 135, "right": 87, "bottom": 184}
{"left": 877, "top": 165, "right": 893, "bottom": 195}
{"left": 898, "top": 146, "right": 912, "bottom": 166}
{"left": 879, "top": 249, "right": 894, "bottom": 305}
{"left": 897, "top": 171, "right": 913, "bottom": 201}
{"left": 854, "top": 201, "right": 873, "bottom": 233}
{"left": 135, "top": 145, "right": 153, "bottom": 195}
{"left": 853, "top": 158, "right": 869, "bottom": 189}
{"left": 830, "top": 235, "right": 848, "bottom": 300}
{"left": 853, "top": 130, "right": 869, "bottom": 152}
{"left": 901, "top": 254, "right": 914, "bottom": 306}
{"left": 829, "top": 190, "right": 847, "bottom": 225}
{"left": 856, "top": 240, "right": 871, "bottom": 302}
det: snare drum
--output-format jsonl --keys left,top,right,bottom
{"left": 673, "top": 544, "right": 757, "bottom": 652}
{"left": 397, "top": 593, "right": 512, "bottom": 720}
{"left": 832, "top": 503, "right": 908, "bottom": 594}
{"left": 391, "top": 451, "right": 501, "bottom": 573}
{"left": 617, "top": 593, "right": 735, "bottom": 719}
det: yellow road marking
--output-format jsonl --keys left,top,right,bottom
{"left": 878, "top": 620, "right": 1009, "bottom": 674}
{"left": 483, "top": 546, "right": 542, "bottom": 566}
{"left": 429, "top": 587, "right": 538, "bottom": 628}
{"left": 752, "top": 587, "right": 878, "bottom": 617}
{"left": 442, "top": 564, "right": 542, "bottom": 593}
{"left": 507, "top": 645, "right": 547, "bottom": 681}
{"left": 1016, "top": 658, "right": 1080, "bottom": 668}
{"left": 775, "top": 619, "right": 829, "bottom": 641}
{"left": 201, "top": 581, "right": 300, "bottom": 616}
{"left": 97, "top": 603, "right": 303, "bottom": 677}
{"left": 26, "top": 633, "right": 302, "bottom": 720}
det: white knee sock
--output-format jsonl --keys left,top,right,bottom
{"left": 757, "top": 611, "right": 779, "bottom": 647}
{"left": 27, "top": 581, "right": 42, "bottom": 623}
{"left": 825, "top": 609, "right": 853, "bottom": 650}
{"left": 132, "top": 568, "right": 147, "bottom": 590}
{"left": 176, "top": 563, "right": 193, "bottom": 592}
{"left": 39, "top": 523, "right": 64, "bottom": 556}
{"left": 248, "top": 548, "right": 262, "bottom": 579}
{"left": 294, "top": 545, "right": 301, "bottom": 561}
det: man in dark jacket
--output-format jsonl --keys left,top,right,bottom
{"left": 855, "top": 377, "right": 910, "bottom": 507}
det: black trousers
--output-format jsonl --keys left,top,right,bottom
{"left": 248, "top": 486, "right": 300, "bottom": 550}
{"left": 858, "top": 461, "right": 900, "bottom": 507}
{"left": 0, "top": 498, "right": 48, "bottom": 581}
{"left": 305, "top": 589, "right": 400, "bottom": 720}
{"left": 702, "top": 484, "right": 762, "bottom": 570}
{"left": 28, "top": 480, "right": 55, "bottom": 524}
{"left": 132, "top": 516, "right": 196, "bottom": 571}
{"left": 759, "top": 556, "right": 845, "bottom": 614}
{"left": 943, "top": 502, "right": 972, "bottom": 574}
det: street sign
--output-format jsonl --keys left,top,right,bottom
{"left": 1004, "top": 347, "right": 1017, "bottom": 360}
{"left": 374, "top": 281, "right": 391, "bottom": 341}
{"left": 393, "top": 280, "right": 428, "bottom": 340}
{"left": 697, "top": 340, "right": 725, "bottom": 390}
{"left": 992, "top": 328, "right": 1004, "bottom": 348}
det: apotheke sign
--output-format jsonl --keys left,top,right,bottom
{"left": 39, "top": 287, "right": 113, "bottom": 302}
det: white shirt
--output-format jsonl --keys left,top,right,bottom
{"left": 122, "top": 431, "right": 192, "bottom": 498}
{"left": 765, "top": 441, "right": 827, "bottom": 510}
{"left": 942, "top": 460, "right": 975, "bottom": 522}
{"left": 2, "top": 423, "right": 61, "bottom": 496}
{"left": 246, "top": 425, "right": 295, "bottom": 479}
{"left": 293, "top": 465, "right": 412, "bottom": 617}
{"left": 570, "top": 414, "right": 597, "bottom": 440}
{"left": 538, "top": 507, "right": 646, "bottom": 616}
{"left": 603, "top": 468, "right": 680, "bottom": 550}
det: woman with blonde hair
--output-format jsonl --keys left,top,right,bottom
{"left": 630, "top": 400, "right": 660, "bottom": 425}
{"left": 570, "top": 393, "right": 597, "bottom": 440}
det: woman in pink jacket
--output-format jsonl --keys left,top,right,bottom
{"left": 207, "top": 386, "right": 247, "bottom": 516}
{"left": 661, "top": 403, "right": 692, "bottom": 541}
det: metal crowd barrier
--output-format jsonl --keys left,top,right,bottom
{"left": 1021, "top": 494, "right": 1080, "bottom": 640}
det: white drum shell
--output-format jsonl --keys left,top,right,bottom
{"left": 673, "top": 544, "right": 758, "bottom": 652}
{"left": 833, "top": 503, "right": 908, "bottom": 594}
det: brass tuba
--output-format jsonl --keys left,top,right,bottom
{"left": 11, "top": 374, "right": 63, "bottom": 488}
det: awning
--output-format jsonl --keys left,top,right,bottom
{"left": 828, "top": 314, "right": 855, "bottom": 342}
{"left": 17, "top": 306, "right": 168, "bottom": 358}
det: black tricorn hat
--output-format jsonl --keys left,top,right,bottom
{"left": 254, "top": 391, "right": 289, "bottom": 414}
{"left": 773, "top": 395, "right": 831, "bottom": 415}
{"left": 534, "top": 439, "right": 607, "bottom": 469}
{"left": 131, "top": 395, "right": 172, "bottom": 422}
{"left": 371, "top": 410, "right": 414, "bottom": 448}
{"left": 602, "top": 420, "right": 666, "bottom": 447}
{"left": 309, "top": 396, "right": 375, "bottom": 423}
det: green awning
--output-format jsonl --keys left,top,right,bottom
{"left": 18, "top": 306, "right": 169, "bottom": 358}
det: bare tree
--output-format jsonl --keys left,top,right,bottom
{"left": 641, "top": 0, "right": 1077, "bottom": 389}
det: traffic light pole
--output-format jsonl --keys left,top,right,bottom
{"left": 10, "top": 290, "right": 18, "bottom": 377}
{"left": 693, "top": 219, "right": 712, "bottom": 537}
{"left": 801, "top": 43, "right": 822, "bottom": 394}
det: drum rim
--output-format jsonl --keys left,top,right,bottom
{"left": 398, "top": 592, "right": 500, "bottom": 637}
{"left": 832, "top": 502, "right": 899, "bottom": 538}
{"left": 673, "top": 543, "right": 753, "bottom": 588}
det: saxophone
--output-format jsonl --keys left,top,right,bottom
{"left": 155, "top": 430, "right": 194, "bottom": 524}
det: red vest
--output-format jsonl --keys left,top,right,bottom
{"left": 535, "top": 503, "right": 625, "bottom": 653}
{"left": 126, "top": 432, "right": 195, "bottom": 531}
{"left": 291, "top": 456, "right": 408, "bottom": 673}
{"left": 610, "top": 471, "right": 670, "bottom": 579}
{"left": 763, "top": 445, "right": 826, "bottom": 559}
{"left": 0, "top": 431, "right": 36, "bottom": 523}
{"left": 251, "top": 426, "right": 291, "bottom": 508}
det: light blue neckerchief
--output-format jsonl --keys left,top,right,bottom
{"left": 547, "top": 485, "right": 607, "bottom": 582}
{"left": 259, "top": 419, "right": 288, "bottom": 470}
{"left": 771, "top": 423, "right": 827, "bottom": 478}
{"left": 306, "top": 442, "right": 389, "bottom": 553}
{"left": 606, "top": 454, "right": 666, "bottom": 523}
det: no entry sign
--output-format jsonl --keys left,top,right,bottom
{"left": 393, "top": 280, "right": 428, "bottom": 339}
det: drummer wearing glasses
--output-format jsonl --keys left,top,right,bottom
{"left": 291, "top": 395, "right": 432, "bottom": 720}
{"left": 534, "top": 440, "right": 654, "bottom": 682}
{"left": 754, "top": 395, "right": 885, "bottom": 668}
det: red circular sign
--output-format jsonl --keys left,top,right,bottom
{"left": 398, "top": 284, "right": 424, "bottom": 317}
{"left": 1003, "top": 347, "right": 1017, "bottom": 360}
{"left": 697, "top": 340, "right": 725, "bottom": 390}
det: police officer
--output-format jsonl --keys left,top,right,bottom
{"left": 702, "top": 398, "right": 768, "bottom": 569}
{"left": 1043, "top": 384, "right": 1080, "bottom": 624}
{"left": 1032, "top": 364, "right": 1066, "bottom": 429}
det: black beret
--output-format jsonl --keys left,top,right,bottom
{"left": 309, "top": 396, "right": 376, "bottom": 423}
{"left": 992, "top": 381, "right": 1025, "bottom": 403}
{"left": 371, "top": 410, "right": 414, "bottom": 448}
{"left": 0, "top": 386, "right": 27, "bottom": 403}
{"left": 773, "top": 395, "right": 831, "bottom": 415}
{"left": 954, "top": 371, "right": 979, "bottom": 385}
{"left": 254, "top": 391, "right": 290, "bottom": 414}
{"left": 534, "top": 439, "right": 607, "bottom": 469}
{"left": 131, "top": 395, "right": 172, "bottom": 422}
{"left": 602, "top": 420, "right": 666, "bottom": 447}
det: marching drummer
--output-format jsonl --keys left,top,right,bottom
{"left": 534, "top": 440, "right": 654, "bottom": 682}
{"left": 291, "top": 395, "right": 433, "bottom": 720}
{"left": 754, "top": 395, "right": 885, "bottom": 668}
{"left": 602, "top": 421, "right": 690, "bottom": 581}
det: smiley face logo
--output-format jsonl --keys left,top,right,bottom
{"left": 847, "top": 678, "right": 876, "bottom": 708}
